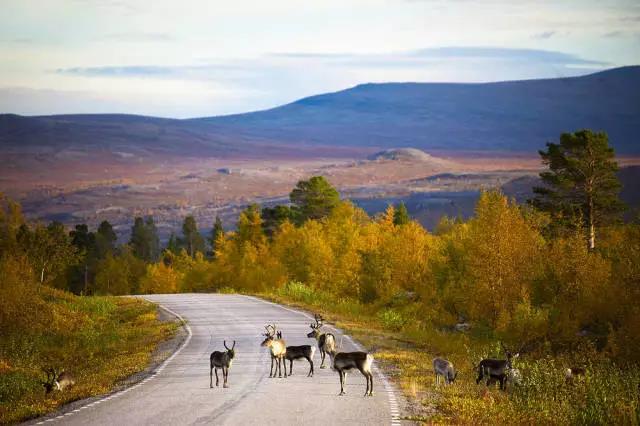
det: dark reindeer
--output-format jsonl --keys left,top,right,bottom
{"left": 330, "top": 351, "right": 374, "bottom": 396}
{"left": 42, "top": 368, "right": 75, "bottom": 394}
{"left": 261, "top": 324, "right": 287, "bottom": 378}
{"left": 476, "top": 343, "right": 519, "bottom": 390}
{"left": 285, "top": 345, "right": 316, "bottom": 377}
{"left": 307, "top": 314, "right": 336, "bottom": 369}
{"left": 210, "top": 340, "right": 236, "bottom": 388}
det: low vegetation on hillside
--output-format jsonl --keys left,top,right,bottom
{"left": 2, "top": 129, "right": 639, "bottom": 424}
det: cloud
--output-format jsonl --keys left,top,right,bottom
{"left": 98, "top": 32, "right": 176, "bottom": 43}
{"left": 532, "top": 31, "right": 556, "bottom": 40}
{"left": 409, "top": 47, "right": 607, "bottom": 65}
{"left": 603, "top": 31, "right": 625, "bottom": 38}
{"left": 55, "top": 47, "right": 609, "bottom": 82}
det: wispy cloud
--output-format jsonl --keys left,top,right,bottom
{"left": 98, "top": 32, "right": 176, "bottom": 43}
{"left": 532, "top": 31, "right": 556, "bottom": 40}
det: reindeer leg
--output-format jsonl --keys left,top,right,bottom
{"left": 307, "top": 356, "right": 313, "bottom": 377}
{"left": 210, "top": 365, "right": 213, "bottom": 388}
{"left": 369, "top": 372, "right": 374, "bottom": 396}
{"left": 289, "top": 359, "right": 293, "bottom": 376}
{"left": 223, "top": 367, "right": 228, "bottom": 388}
{"left": 283, "top": 357, "right": 287, "bottom": 378}
{"left": 320, "top": 349, "right": 327, "bottom": 368}
{"left": 269, "top": 355, "right": 274, "bottom": 378}
{"left": 215, "top": 368, "right": 219, "bottom": 387}
{"left": 338, "top": 370, "right": 346, "bottom": 395}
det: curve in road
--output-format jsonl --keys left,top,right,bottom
{"left": 31, "top": 294, "right": 402, "bottom": 426}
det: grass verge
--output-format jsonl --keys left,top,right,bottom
{"left": 259, "top": 281, "right": 640, "bottom": 425}
{"left": 0, "top": 288, "right": 177, "bottom": 424}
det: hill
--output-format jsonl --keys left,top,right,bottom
{"left": 1, "top": 66, "right": 639, "bottom": 156}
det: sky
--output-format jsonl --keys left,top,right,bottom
{"left": 0, "top": 0, "right": 639, "bottom": 118}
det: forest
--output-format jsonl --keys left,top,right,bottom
{"left": 2, "top": 130, "right": 639, "bottom": 423}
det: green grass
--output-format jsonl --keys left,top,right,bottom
{"left": 259, "top": 282, "right": 640, "bottom": 425}
{"left": 0, "top": 288, "right": 177, "bottom": 424}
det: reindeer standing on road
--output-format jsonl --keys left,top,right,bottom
{"left": 261, "top": 324, "right": 287, "bottom": 378}
{"left": 329, "top": 351, "right": 375, "bottom": 396}
{"left": 210, "top": 340, "right": 236, "bottom": 388}
{"left": 307, "top": 314, "right": 336, "bottom": 369}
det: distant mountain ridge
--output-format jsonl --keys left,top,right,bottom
{"left": 1, "top": 66, "right": 639, "bottom": 156}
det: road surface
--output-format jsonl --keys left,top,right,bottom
{"left": 33, "top": 294, "right": 401, "bottom": 426}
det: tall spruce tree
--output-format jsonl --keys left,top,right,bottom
{"left": 531, "top": 129, "right": 625, "bottom": 250}
{"left": 181, "top": 215, "right": 205, "bottom": 257}
{"left": 393, "top": 202, "right": 410, "bottom": 225}
{"left": 95, "top": 220, "right": 117, "bottom": 258}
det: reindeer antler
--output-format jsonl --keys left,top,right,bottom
{"left": 314, "top": 314, "right": 324, "bottom": 328}
{"left": 264, "top": 324, "right": 274, "bottom": 337}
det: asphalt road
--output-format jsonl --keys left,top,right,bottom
{"left": 34, "top": 294, "right": 401, "bottom": 426}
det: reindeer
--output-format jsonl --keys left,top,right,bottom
{"left": 565, "top": 367, "right": 586, "bottom": 383}
{"left": 307, "top": 314, "right": 336, "bottom": 369}
{"left": 210, "top": 340, "right": 236, "bottom": 388}
{"left": 329, "top": 351, "right": 374, "bottom": 396}
{"left": 476, "top": 343, "right": 519, "bottom": 390}
{"left": 285, "top": 345, "right": 316, "bottom": 377}
{"left": 41, "top": 368, "right": 75, "bottom": 394}
{"left": 433, "top": 357, "right": 457, "bottom": 385}
{"left": 261, "top": 324, "right": 287, "bottom": 378}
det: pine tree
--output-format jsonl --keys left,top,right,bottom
{"left": 531, "top": 130, "right": 625, "bottom": 249}
{"left": 290, "top": 176, "right": 340, "bottom": 223}
{"left": 182, "top": 215, "right": 205, "bottom": 258}
{"left": 145, "top": 217, "right": 160, "bottom": 262}
{"left": 209, "top": 216, "right": 224, "bottom": 256}
{"left": 95, "top": 220, "right": 117, "bottom": 258}
{"left": 393, "top": 202, "right": 410, "bottom": 225}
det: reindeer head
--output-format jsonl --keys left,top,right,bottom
{"left": 501, "top": 343, "right": 520, "bottom": 367}
{"left": 41, "top": 367, "right": 59, "bottom": 394}
{"left": 224, "top": 340, "right": 236, "bottom": 359}
{"left": 307, "top": 314, "right": 324, "bottom": 339}
{"left": 261, "top": 324, "right": 276, "bottom": 347}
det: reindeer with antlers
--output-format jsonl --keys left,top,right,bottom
{"left": 307, "top": 314, "right": 336, "bottom": 369}
{"left": 476, "top": 342, "right": 520, "bottom": 390}
{"left": 210, "top": 340, "right": 236, "bottom": 388}
{"left": 41, "top": 367, "right": 75, "bottom": 394}
{"left": 261, "top": 324, "right": 287, "bottom": 378}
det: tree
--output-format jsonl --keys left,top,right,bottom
{"left": 95, "top": 220, "right": 117, "bottom": 258}
{"left": 261, "top": 205, "right": 293, "bottom": 237}
{"left": 129, "top": 216, "right": 160, "bottom": 262}
{"left": 181, "top": 215, "right": 205, "bottom": 258}
{"left": 166, "top": 233, "right": 180, "bottom": 255}
{"left": 209, "top": 216, "right": 224, "bottom": 256}
{"left": 69, "top": 224, "right": 97, "bottom": 294}
{"left": 531, "top": 130, "right": 625, "bottom": 250}
{"left": 145, "top": 217, "right": 161, "bottom": 261}
{"left": 393, "top": 202, "right": 410, "bottom": 225}
{"left": 236, "top": 204, "right": 264, "bottom": 246}
{"left": 17, "top": 221, "right": 78, "bottom": 286}
{"left": 290, "top": 176, "right": 340, "bottom": 223}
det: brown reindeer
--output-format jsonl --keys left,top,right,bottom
{"left": 42, "top": 368, "right": 75, "bottom": 394}
{"left": 307, "top": 314, "right": 336, "bottom": 369}
{"left": 261, "top": 324, "right": 287, "bottom": 378}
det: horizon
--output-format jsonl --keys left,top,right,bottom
{"left": 2, "top": 0, "right": 639, "bottom": 118}
{"left": 3, "top": 64, "right": 638, "bottom": 120}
